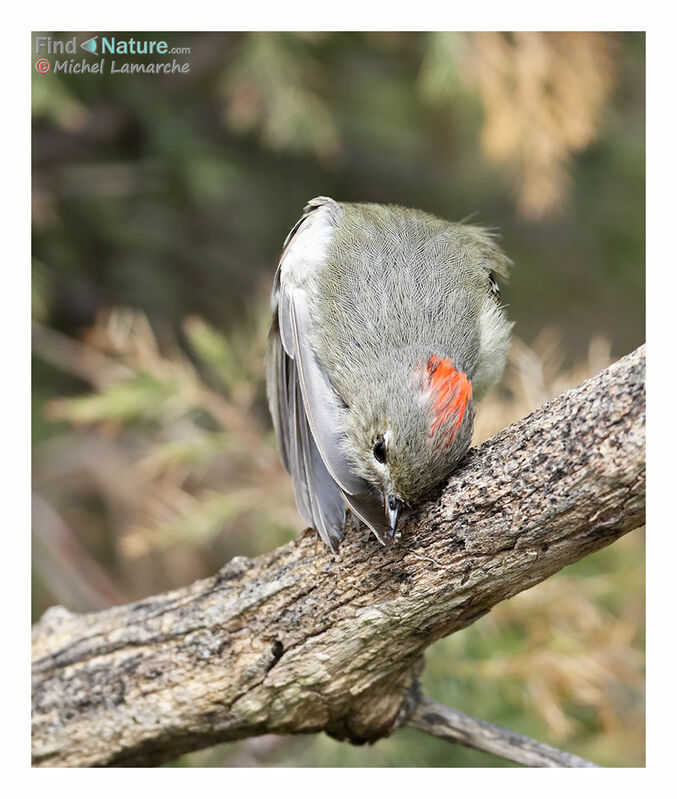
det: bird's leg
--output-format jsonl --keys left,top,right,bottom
{"left": 295, "top": 526, "right": 316, "bottom": 548}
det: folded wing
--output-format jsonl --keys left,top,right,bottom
{"left": 266, "top": 199, "right": 389, "bottom": 550}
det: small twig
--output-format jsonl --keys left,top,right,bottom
{"left": 408, "top": 696, "right": 600, "bottom": 768}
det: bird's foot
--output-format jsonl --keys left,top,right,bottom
{"left": 295, "top": 526, "right": 317, "bottom": 548}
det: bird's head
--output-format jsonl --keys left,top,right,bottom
{"left": 343, "top": 354, "right": 474, "bottom": 535}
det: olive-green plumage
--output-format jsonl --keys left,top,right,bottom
{"left": 267, "top": 197, "right": 513, "bottom": 550}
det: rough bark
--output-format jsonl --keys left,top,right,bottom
{"left": 32, "top": 345, "right": 645, "bottom": 768}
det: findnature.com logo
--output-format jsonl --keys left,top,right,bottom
{"left": 33, "top": 34, "right": 192, "bottom": 75}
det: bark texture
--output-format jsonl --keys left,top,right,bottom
{"left": 32, "top": 345, "right": 645, "bottom": 767}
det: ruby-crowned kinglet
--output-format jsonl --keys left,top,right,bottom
{"left": 266, "top": 197, "right": 513, "bottom": 550}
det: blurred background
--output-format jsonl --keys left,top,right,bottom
{"left": 31, "top": 31, "right": 645, "bottom": 767}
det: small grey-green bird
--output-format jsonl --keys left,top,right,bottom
{"left": 266, "top": 196, "right": 513, "bottom": 551}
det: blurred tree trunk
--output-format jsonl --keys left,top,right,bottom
{"left": 32, "top": 346, "right": 645, "bottom": 768}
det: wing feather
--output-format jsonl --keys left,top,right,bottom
{"left": 289, "top": 288, "right": 391, "bottom": 541}
{"left": 265, "top": 316, "right": 290, "bottom": 470}
{"left": 266, "top": 198, "right": 390, "bottom": 549}
{"left": 267, "top": 316, "right": 347, "bottom": 550}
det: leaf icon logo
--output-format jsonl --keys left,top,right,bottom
{"left": 81, "top": 37, "right": 98, "bottom": 54}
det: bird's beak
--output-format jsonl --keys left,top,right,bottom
{"left": 386, "top": 496, "right": 404, "bottom": 539}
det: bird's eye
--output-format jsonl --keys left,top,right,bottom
{"left": 373, "top": 436, "right": 387, "bottom": 464}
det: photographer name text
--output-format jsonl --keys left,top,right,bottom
{"left": 49, "top": 58, "right": 190, "bottom": 75}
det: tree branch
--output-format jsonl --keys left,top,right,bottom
{"left": 32, "top": 346, "right": 645, "bottom": 767}
{"left": 408, "top": 696, "right": 600, "bottom": 768}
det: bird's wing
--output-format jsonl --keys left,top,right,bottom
{"left": 266, "top": 198, "right": 389, "bottom": 549}
{"left": 266, "top": 312, "right": 346, "bottom": 551}
{"left": 458, "top": 223, "right": 513, "bottom": 302}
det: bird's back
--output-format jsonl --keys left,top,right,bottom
{"left": 307, "top": 202, "right": 511, "bottom": 404}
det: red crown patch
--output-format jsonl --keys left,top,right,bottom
{"left": 426, "top": 355, "right": 472, "bottom": 444}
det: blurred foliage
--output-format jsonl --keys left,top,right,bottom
{"left": 421, "top": 32, "right": 617, "bottom": 218}
{"left": 222, "top": 33, "right": 340, "bottom": 159}
{"left": 32, "top": 31, "right": 644, "bottom": 353}
{"left": 32, "top": 31, "right": 644, "bottom": 767}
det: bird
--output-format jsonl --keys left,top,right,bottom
{"left": 265, "top": 196, "right": 513, "bottom": 551}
